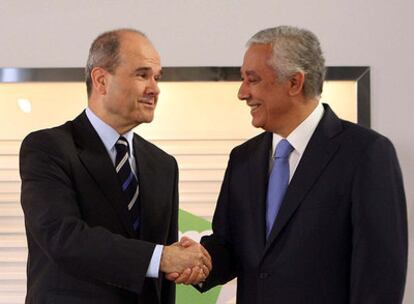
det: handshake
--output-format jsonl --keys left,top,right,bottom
{"left": 160, "top": 236, "right": 212, "bottom": 285}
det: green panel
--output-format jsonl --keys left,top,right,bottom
{"left": 176, "top": 284, "right": 221, "bottom": 304}
{"left": 178, "top": 209, "right": 212, "bottom": 232}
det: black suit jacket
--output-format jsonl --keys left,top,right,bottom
{"left": 200, "top": 104, "right": 407, "bottom": 304}
{"left": 20, "top": 112, "right": 178, "bottom": 304}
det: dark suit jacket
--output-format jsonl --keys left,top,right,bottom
{"left": 20, "top": 112, "right": 178, "bottom": 304}
{"left": 200, "top": 104, "right": 407, "bottom": 304}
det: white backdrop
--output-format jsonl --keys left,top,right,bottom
{"left": 0, "top": 0, "right": 413, "bottom": 302}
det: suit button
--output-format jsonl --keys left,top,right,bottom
{"left": 259, "top": 272, "right": 269, "bottom": 279}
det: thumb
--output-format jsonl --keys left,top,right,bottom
{"left": 179, "top": 236, "right": 194, "bottom": 247}
{"left": 165, "top": 272, "right": 180, "bottom": 281}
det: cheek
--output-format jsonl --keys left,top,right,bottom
{"left": 253, "top": 83, "right": 273, "bottom": 101}
{"left": 133, "top": 82, "right": 146, "bottom": 94}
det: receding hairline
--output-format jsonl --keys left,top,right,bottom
{"left": 102, "top": 29, "right": 151, "bottom": 54}
{"left": 114, "top": 29, "right": 150, "bottom": 49}
{"left": 110, "top": 28, "right": 147, "bottom": 39}
{"left": 116, "top": 30, "right": 158, "bottom": 58}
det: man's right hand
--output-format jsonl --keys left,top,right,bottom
{"left": 160, "top": 239, "right": 212, "bottom": 276}
{"left": 163, "top": 237, "right": 212, "bottom": 285}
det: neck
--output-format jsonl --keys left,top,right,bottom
{"left": 274, "top": 98, "right": 319, "bottom": 137}
{"left": 88, "top": 98, "right": 135, "bottom": 135}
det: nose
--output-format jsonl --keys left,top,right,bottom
{"left": 238, "top": 81, "right": 250, "bottom": 100}
{"left": 147, "top": 77, "right": 160, "bottom": 96}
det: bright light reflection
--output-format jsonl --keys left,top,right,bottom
{"left": 17, "top": 98, "right": 32, "bottom": 113}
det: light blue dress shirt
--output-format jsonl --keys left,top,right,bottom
{"left": 85, "top": 107, "right": 162, "bottom": 278}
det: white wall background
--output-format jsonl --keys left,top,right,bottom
{"left": 0, "top": 0, "right": 413, "bottom": 302}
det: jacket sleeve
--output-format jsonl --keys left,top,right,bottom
{"left": 160, "top": 157, "right": 179, "bottom": 304}
{"left": 198, "top": 152, "right": 238, "bottom": 291}
{"left": 20, "top": 131, "right": 155, "bottom": 294}
{"left": 350, "top": 136, "right": 408, "bottom": 303}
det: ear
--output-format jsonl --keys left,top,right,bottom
{"left": 91, "top": 67, "right": 109, "bottom": 95}
{"left": 288, "top": 71, "right": 305, "bottom": 96}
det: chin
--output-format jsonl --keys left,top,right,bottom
{"left": 142, "top": 115, "right": 155, "bottom": 123}
{"left": 251, "top": 119, "right": 264, "bottom": 129}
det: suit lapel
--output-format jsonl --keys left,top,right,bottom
{"left": 73, "top": 112, "right": 136, "bottom": 237}
{"left": 248, "top": 132, "right": 273, "bottom": 251}
{"left": 264, "top": 105, "right": 343, "bottom": 252}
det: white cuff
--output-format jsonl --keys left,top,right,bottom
{"left": 146, "top": 244, "right": 163, "bottom": 278}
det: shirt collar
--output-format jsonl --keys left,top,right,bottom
{"left": 272, "top": 102, "right": 324, "bottom": 156}
{"left": 85, "top": 107, "right": 134, "bottom": 155}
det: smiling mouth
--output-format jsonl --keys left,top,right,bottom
{"left": 248, "top": 103, "right": 260, "bottom": 113}
{"left": 139, "top": 97, "right": 156, "bottom": 106}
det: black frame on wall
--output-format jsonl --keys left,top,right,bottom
{"left": 0, "top": 66, "right": 370, "bottom": 127}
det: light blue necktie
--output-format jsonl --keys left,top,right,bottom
{"left": 266, "top": 139, "right": 294, "bottom": 238}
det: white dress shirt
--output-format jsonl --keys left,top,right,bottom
{"left": 270, "top": 102, "right": 324, "bottom": 181}
{"left": 85, "top": 107, "right": 162, "bottom": 278}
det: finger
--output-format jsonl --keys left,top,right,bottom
{"left": 183, "top": 267, "right": 199, "bottom": 285}
{"left": 174, "top": 268, "right": 192, "bottom": 284}
{"left": 174, "top": 269, "right": 190, "bottom": 284}
{"left": 201, "top": 252, "right": 212, "bottom": 271}
{"left": 195, "top": 267, "right": 206, "bottom": 284}
{"left": 165, "top": 272, "right": 180, "bottom": 281}
{"left": 201, "top": 264, "right": 210, "bottom": 277}
{"left": 200, "top": 245, "right": 212, "bottom": 263}
{"left": 184, "top": 267, "right": 204, "bottom": 285}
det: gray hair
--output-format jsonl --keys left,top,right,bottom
{"left": 85, "top": 29, "right": 146, "bottom": 98}
{"left": 247, "top": 26, "right": 326, "bottom": 98}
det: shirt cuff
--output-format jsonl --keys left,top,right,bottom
{"left": 146, "top": 244, "right": 163, "bottom": 278}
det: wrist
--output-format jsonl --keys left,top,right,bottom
{"left": 160, "top": 245, "right": 172, "bottom": 273}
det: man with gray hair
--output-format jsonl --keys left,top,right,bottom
{"left": 20, "top": 28, "right": 211, "bottom": 304}
{"left": 172, "top": 25, "right": 407, "bottom": 303}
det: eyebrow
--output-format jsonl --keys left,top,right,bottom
{"left": 133, "top": 67, "right": 163, "bottom": 77}
{"left": 134, "top": 67, "right": 151, "bottom": 74}
{"left": 240, "top": 70, "right": 259, "bottom": 78}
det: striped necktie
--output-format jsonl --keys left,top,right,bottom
{"left": 115, "top": 136, "right": 140, "bottom": 231}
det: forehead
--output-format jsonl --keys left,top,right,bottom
{"left": 241, "top": 43, "right": 274, "bottom": 74}
{"left": 118, "top": 32, "right": 161, "bottom": 69}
